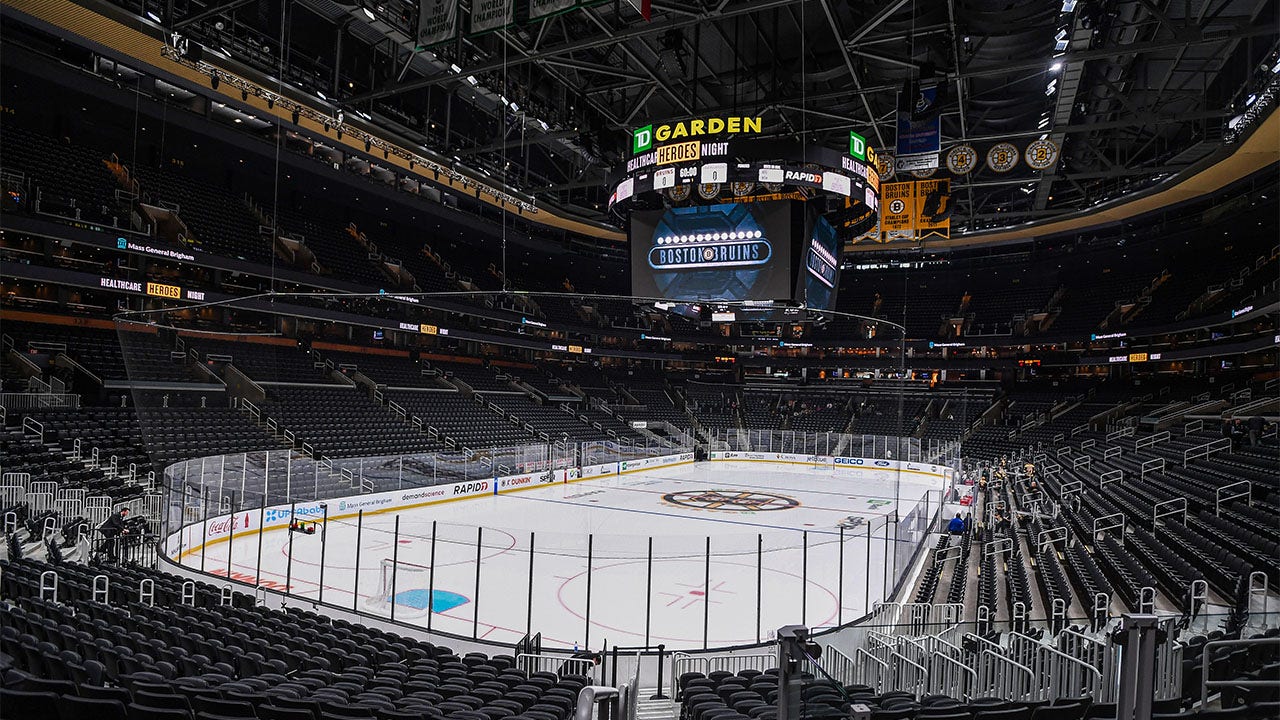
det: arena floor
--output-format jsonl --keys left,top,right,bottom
{"left": 185, "top": 461, "right": 944, "bottom": 649}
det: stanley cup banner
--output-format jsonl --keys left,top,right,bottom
{"left": 417, "top": 0, "right": 459, "bottom": 46}
{"left": 879, "top": 181, "right": 916, "bottom": 242}
{"left": 471, "top": 0, "right": 513, "bottom": 33}
{"left": 529, "top": 0, "right": 576, "bottom": 21}
{"left": 914, "top": 179, "right": 951, "bottom": 240}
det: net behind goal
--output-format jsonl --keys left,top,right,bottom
{"left": 365, "top": 558, "right": 435, "bottom": 618}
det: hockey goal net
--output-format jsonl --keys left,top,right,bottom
{"left": 363, "top": 558, "right": 434, "bottom": 618}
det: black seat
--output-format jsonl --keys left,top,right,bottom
{"left": 1032, "top": 704, "right": 1088, "bottom": 720}
{"left": 1, "top": 689, "right": 63, "bottom": 719}
{"left": 58, "top": 695, "right": 129, "bottom": 720}
{"left": 126, "top": 705, "right": 194, "bottom": 720}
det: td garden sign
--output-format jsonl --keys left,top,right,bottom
{"left": 632, "top": 116, "right": 763, "bottom": 154}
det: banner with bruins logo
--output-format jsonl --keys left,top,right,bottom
{"left": 875, "top": 180, "right": 950, "bottom": 242}
{"left": 879, "top": 182, "right": 916, "bottom": 242}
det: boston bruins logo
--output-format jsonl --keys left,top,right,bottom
{"left": 663, "top": 489, "right": 800, "bottom": 512}
{"left": 888, "top": 198, "right": 907, "bottom": 214}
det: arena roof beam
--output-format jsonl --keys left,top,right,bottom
{"left": 539, "top": 58, "right": 651, "bottom": 81}
{"left": 454, "top": 129, "right": 583, "bottom": 157}
{"left": 819, "top": 0, "right": 887, "bottom": 147}
{"left": 172, "top": 0, "right": 257, "bottom": 29}
{"left": 342, "top": 0, "right": 805, "bottom": 103}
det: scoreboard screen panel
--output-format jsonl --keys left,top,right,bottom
{"left": 798, "top": 210, "right": 841, "bottom": 312}
{"left": 630, "top": 201, "right": 799, "bottom": 303}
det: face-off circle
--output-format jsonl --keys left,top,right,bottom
{"left": 662, "top": 489, "right": 800, "bottom": 512}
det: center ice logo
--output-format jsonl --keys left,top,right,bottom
{"left": 662, "top": 489, "right": 799, "bottom": 512}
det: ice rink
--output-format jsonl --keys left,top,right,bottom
{"left": 183, "top": 460, "right": 943, "bottom": 649}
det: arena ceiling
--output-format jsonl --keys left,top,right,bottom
{"left": 108, "top": 0, "right": 1279, "bottom": 234}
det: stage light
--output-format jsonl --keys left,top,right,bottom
{"left": 365, "top": 140, "right": 372, "bottom": 151}
{"left": 291, "top": 111, "right": 300, "bottom": 124}
{"left": 241, "top": 90, "right": 248, "bottom": 101}
{"left": 362, "top": 6, "right": 376, "bottom": 20}
{"left": 210, "top": 75, "right": 219, "bottom": 89}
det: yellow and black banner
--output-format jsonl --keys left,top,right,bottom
{"left": 879, "top": 182, "right": 916, "bottom": 242}
{"left": 873, "top": 180, "right": 950, "bottom": 242}
{"left": 915, "top": 178, "right": 951, "bottom": 240}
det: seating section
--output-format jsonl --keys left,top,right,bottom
{"left": 0, "top": 125, "right": 124, "bottom": 228}
{"left": 133, "top": 164, "right": 274, "bottom": 264}
{"left": 259, "top": 386, "right": 441, "bottom": 458}
{"left": 1, "top": 558, "right": 600, "bottom": 720}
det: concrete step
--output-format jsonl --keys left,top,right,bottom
{"left": 635, "top": 689, "right": 677, "bottom": 720}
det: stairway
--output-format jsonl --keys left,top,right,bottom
{"left": 635, "top": 690, "right": 677, "bottom": 720}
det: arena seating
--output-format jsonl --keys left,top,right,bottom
{"left": 1, "top": 558, "right": 599, "bottom": 720}
{"left": 258, "top": 386, "right": 441, "bottom": 458}
{"left": 132, "top": 164, "right": 275, "bottom": 265}
{"left": 0, "top": 125, "right": 125, "bottom": 229}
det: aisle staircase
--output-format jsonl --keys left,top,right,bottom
{"left": 635, "top": 690, "right": 677, "bottom": 720}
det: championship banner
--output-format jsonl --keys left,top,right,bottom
{"left": 915, "top": 179, "right": 951, "bottom": 240}
{"left": 529, "top": 0, "right": 576, "bottom": 21}
{"left": 879, "top": 182, "right": 916, "bottom": 242}
{"left": 417, "top": 0, "right": 459, "bottom": 46}
{"left": 471, "top": 0, "right": 513, "bottom": 32}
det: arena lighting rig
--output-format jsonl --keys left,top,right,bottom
{"left": 613, "top": 116, "right": 881, "bottom": 314}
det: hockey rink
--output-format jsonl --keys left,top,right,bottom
{"left": 183, "top": 460, "right": 943, "bottom": 649}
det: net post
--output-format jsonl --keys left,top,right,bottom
{"left": 353, "top": 510, "right": 363, "bottom": 612}
{"left": 318, "top": 503, "right": 329, "bottom": 605}
{"left": 226, "top": 491, "right": 236, "bottom": 581}
{"left": 703, "top": 535, "right": 711, "bottom": 650}
{"left": 427, "top": 519, "right": 437, "bottom": 631}
{"left": 255, "top": 504, "right": 265, "bottom": 591}
{"left": 285, "top": 501, "right": 297, "bottom": 595}
{"left": 177, "top": 482, "right": 188, "bottom": 565}
{"left": 473, "top": 526, "right": 482, "bottom": 639}
{"left": 802, "top": 530, "right": 808, "bottom": 626}
{"left": 645, "top": 535, "right": 653, "bottom": 647}
{"left": 756, "top": 533, "right": 763, "bottom": 644}
{"left": 585, "top": 533, "right": 594, "bottom": 650}
{"left": 391, "top": 515, "right": 401, "bottom": 622}
{"left": 865, "top": 521, "right": 872, "bottom": 611}
{"left": 838, "top": 525, "right": 845, "bottom": 626}
{"left": 882, "top": 516, "right": 891, "bottom": 601}
{"left": 527, "top": 531, "right": 535, "bottom": 638}
{"left": 200, "top": 488, "right": 210, "bottom": 574}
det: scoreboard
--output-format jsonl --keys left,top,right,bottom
{"left": 620, "top": 116, "right": 877, "bottom": 310}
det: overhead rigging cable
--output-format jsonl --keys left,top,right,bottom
{"left": 268, "top": 0, "right": 289, "bottom": 298}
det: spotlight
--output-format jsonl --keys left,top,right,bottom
{"left": 210, "top": 75, "right": 219, "bottom": 90}
{"left": 241, "top": 90, "right": 248, "bottom": 101}
{"left": 291, "top": 110, "right": 300, "bottom": 124}
{"left": 409, "top": 160, "right": 415, "bottom": 169}
{"left": 337, "top": 129, "right": 343, "bottom": 140}
{"left": 383, "top": 150, "right": 389, "bottom": 160}
{"left": 365, "top": 140, "right": 372, "bottom": 151}
{"left": 267, "top": 98, "right": 274, "bottom": 109}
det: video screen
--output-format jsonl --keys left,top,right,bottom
{"left": 799, "top": 212, "right": 841, "bottom": 312}
{"left": 630, "top": 201, "right": 797, "bottom": 302}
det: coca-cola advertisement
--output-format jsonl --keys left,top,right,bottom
{"left": 206, "top": 513, "right": 251, "bottom": 538}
